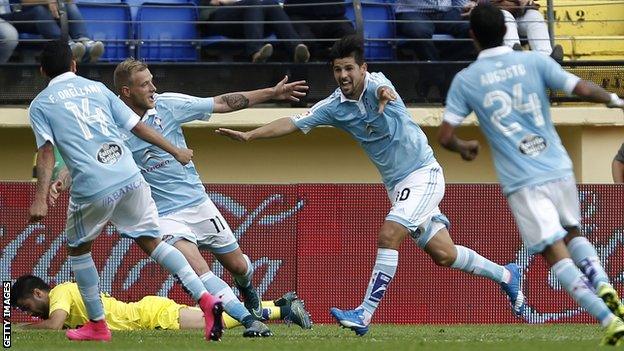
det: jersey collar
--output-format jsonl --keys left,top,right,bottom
{"left": 48, "top": 71, "right": 77, "bottom": 86}
{"left": 140, "top": 108, "right": 158, "bottom": 122}
{"left": 340, "top": 72, "right": 370, "bottom": 103}
{"left": 477, "top": 46, "right": 513, "bottom": 60}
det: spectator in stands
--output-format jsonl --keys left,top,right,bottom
{"left": 395, "top": 0, "right": 474, "bottom": 61}
{"left": 0, "top": 0, "right": 104, "bottom": 62}
{"left": 463, "top": 0, "right": 563, "bottom": 61}
{"left": 199, "top": 0, "right": 310, "bottom": 63}
{"left": 283, "top": 0, "right": 355, "bottom": 61}
{"left": 0, "top": 15, "right": 18, "bottom": 62}
{"left": 612, "top": 143, "right": 624, "bottom": 183}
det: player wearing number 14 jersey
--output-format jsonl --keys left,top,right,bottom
{"left": 439, "top": 5, "right": 624, "bottom": 346}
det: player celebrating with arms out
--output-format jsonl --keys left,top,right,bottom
{"left": 438, "top": 5, "right": 624, "bottom": 345}
{"left": 217, "top": 34, "right": 527, "bottom": 336}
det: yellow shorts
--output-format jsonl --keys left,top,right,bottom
{"left": 136, "top": 296, "right": 188, "bottom": 330}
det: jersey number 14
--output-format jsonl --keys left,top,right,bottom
{"left": 65, "top": 98, "right": 111, "bottom": 140}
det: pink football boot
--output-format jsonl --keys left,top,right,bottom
{"left": 66, "top": 319, "right": 111, "bottom": 342}
{"left": 198, "top": 292, "right": 224, "bottom": 341}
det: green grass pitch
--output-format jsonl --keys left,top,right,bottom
{"left": 8, "top": 324, "right": 609, "bottom": 351}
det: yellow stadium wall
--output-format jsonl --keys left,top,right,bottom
{"left": 1, "top": 107, "right": 623, "bottom": 184}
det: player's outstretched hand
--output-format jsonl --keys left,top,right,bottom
{"left": 378, "top": 87, "right": 397, "bottom": 114}
{"left": 272, "top": 75, "right": 309, "bottom": 102}
{"left": 29, "top": 199, "right": 48, "bottom": 223}
{"left": 460, "top": 140, "right": 480, "bottom": 161}
{"left": 215, "top": 128, "right": 250, "bottom": 142}
{"left": 174, "top": 148, "right": 193, "bottom": 165}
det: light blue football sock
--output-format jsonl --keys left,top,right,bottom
{"left": 233, "top": 254, "right": 254, "bottom": 288}
{"left": 200, "top": 271, "right": 251, "bottom": 323}
{"left": 360, "top": 248, "right": 398, "bottom": 316}
{"left": 150, "top": 242, "right": 207, "bottom": 301}
{"left": 451, "top": 245, "right": 506, "bottom": 283}
{"left": 568, "top": 237, "right": 610, "bottom": 289}
{"left": 552, "top": 258, "right": 613, "bottom": 326}
{"left": 70, "top": 253, "right": 105, "bottom": 321}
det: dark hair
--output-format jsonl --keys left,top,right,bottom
{"left": 10, "top": 275, "right": 51, "bottom": 307}
{"left": 470, "top": 4, "right": 506, "bottom": 49}
{"left": 329, "top": 34, "right": 365, "bottom": 66}
{"left": 40, "top": 40, "right": 73, "bottom": 79}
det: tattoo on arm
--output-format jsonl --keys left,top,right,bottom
{"left": 221, "top": 94, "right": 249, "bottom": 110}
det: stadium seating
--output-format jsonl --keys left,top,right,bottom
{"left": 547, "top": 0, "right": 624, "bottom": 60}
{"left": 76, "top": 2, "right": 133, "bottom": 61}
{"left": 345, "top": 0, "right": 396, "bottom": 61}
{"left": 136, "top": 2, "right": 199, "bottom": 61}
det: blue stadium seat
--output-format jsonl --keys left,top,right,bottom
{"left": 345, "top": 0, "right": 395, "bottom": 61}
{"left": 136, "top": 2, "right": 199, "bottom": 61}
{"left": 76, "top": 3, "right": 133, "bottom": 61}
{"left": 124, "top": 0, "right": 189, "bottom": 20}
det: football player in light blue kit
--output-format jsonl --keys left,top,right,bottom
{"left": 27, "top": 41, "right": 224, "bottom": 342}
{"left": 216, "top": 35, "right": 523, "bottom": 336}
{"left": 439, "top": 5, "right": 624, "bottom": 346}
{"left": 110, "top": 58, "right": 310, "bottom": 337}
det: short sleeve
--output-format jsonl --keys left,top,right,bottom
{"left": 291, "top": 98, "right": 334, "bottom": 134}
{"left": 616, "top": 143, "right": 624, "bottom": 163}
{"left": 104, "top": 84, "right": 140, "bottom": 131}
{"left": 48, "top": 286, "right": 73, "bottom": 315}
{"left": 534, "top": 53, "right": 580, "bottom": 95}
{"left": 158, "top": 93, "right": 214, "bottom": 124}
{"left": 443, "top": 74, "right": 472, "bottom": 126}
{"left": 28, "top": 102, "right": 55, "bottom": 148}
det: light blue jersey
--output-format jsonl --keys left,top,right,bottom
{"left": 29, "top": 72, "right": 142, "bottom": 203}
{"left": 444, "top": 46, "right": 580, "bottom": 195}
{"left": 292, "top": 72, "right": 436, "bottom": 190}
{"left": 124, "top": 93, "right": 214, "bottom": 216}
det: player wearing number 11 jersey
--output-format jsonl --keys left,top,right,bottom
{"left": 28, "top": 41, "right": 224, "bottom": 342}
{"left": 439, "top": 5, "right": 624, "bottom": 346}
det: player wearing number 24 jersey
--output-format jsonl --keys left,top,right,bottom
{"left": 439, "top": 5, "right": 624, "bottom": 346}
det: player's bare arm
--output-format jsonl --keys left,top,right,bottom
{"left": 438, "top": 121, "right": 480, "bottom": 161}
{"left": 131, "top": 122, "right": 193, "bottom": 165}
{"left": 213, "top": 75, "right": 309, "bottom": 113}
{"left": 22, "top": 310, "right": 68, "bottom": 330}
{"left": 376, "top": 86, "right": 397, "bottom": 114}
{"left": 29, "top": 142, "right": 55, "bottom": 223}
{"left": 216, "top": 117, "right": 299, "bottom": 141}
{"left": 573, "top": 80, "right": 624, "bottom": 108}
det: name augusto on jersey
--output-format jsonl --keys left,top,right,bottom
{"left": 480, "top": 64, "right": 527, "bottom": 86}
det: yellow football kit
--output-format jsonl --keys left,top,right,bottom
{"left": 49, "top": 282, "right": 187, "bottom": 330}
{"left": 48, "top": 282, "right": 282, "bottom": 330}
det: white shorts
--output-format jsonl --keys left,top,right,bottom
{"left": 160, "top": 199, "right": 239, "bottom": 254}
{"left": 386, "top": 162, "right": 450, "bottom": 248}
{"left": 65, "top": 177, "right": 160, "bottom": 247}
{"left": 507, "top": 176, "right": 580, "bottom": 254}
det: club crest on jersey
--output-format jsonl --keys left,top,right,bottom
{"left": 518, "top": 134, "right": 547, "bottom": 157}
{"left": 97, "top": 143, "right": 123, "bottom": 164}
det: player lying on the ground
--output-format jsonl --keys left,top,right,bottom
{"left": 11, "top": 275, "right": 312, "bottom": 331}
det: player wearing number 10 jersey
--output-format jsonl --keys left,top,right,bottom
{"left": 439, "top": 5, "right": 624, "bottom": 346}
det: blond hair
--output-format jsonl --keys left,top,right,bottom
{"left": 113, "top": 58, "right": 148, "bottom": 93}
